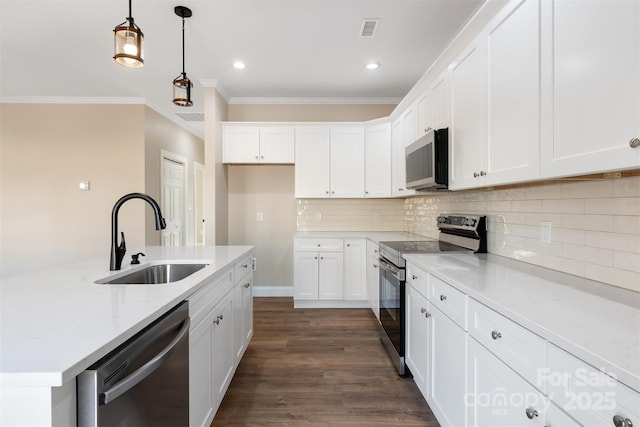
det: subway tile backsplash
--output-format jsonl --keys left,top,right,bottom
{"left": 297, "top": 176, "right": 640, "bottom": 292}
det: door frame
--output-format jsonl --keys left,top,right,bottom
{"left": 194, "top": 161, "right": 205, "bottom": 246}
{"left": 160, "top": 149, "right": 188, "bottom": 246}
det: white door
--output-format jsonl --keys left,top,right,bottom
{"left": 162, "top": 157, "right": 184, "bottom": 246}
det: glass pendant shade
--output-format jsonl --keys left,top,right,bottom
{"left": 173, "top": 74, "right": 193, "bottom": 107}
{"left": 114, "top": 18, "right": 144, "bottom": 68}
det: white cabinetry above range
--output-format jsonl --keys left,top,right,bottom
{"left": 223, "top": 125, "right": 295, "bottom": 164}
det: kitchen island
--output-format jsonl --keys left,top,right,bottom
{"left": 0, "top": 245, "right": 254, "bottom": 427}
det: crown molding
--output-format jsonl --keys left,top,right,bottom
{"left": 228, "top": 97, "right": 401, "bottom": 105}
{"left": 0, "top": 96, "right": 147, "bottom": 105}
{"left": 198, "top": 79, "right": 230, "bottom": 103}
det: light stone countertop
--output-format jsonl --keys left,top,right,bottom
{"left": 0, "top": 245, "right": 254, "bottom": 387}
{"left": 403, "top": 252, "right": 640, "bottom": 393}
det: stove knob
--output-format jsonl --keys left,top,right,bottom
{"left": 465, "top": 218, "right": 476, "bottom": 227}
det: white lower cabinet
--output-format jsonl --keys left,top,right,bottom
{"left": 188, "top": 256, "right": 254, "bottom": 427}
{"left": 405, "top": 283, "right": 430, "bottom": 398}
{"left": 429, "top": 305, "right": 467, "bottom": 427}
{"left": 366, "top": 240, "right": 380, "bottom": 321}
{"left": 467, "top": 337, "right": 547, "bottom": 427}
{"left": 344, "top": 239, "right": 367, "bottom": 301}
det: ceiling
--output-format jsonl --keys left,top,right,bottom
{"left": 0, "top": 0, "right": 483, "bottom": 137}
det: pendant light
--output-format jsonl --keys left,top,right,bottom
{"left": 113, "top": 0, "right": 144, "bottom": 68}
{"left": 173, "top": 6, "right": 193, "bottom": 107}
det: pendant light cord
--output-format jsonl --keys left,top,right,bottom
{"left": 128, "top": 0, "right": 132, "bottom": 20}
{"left": 181, "top": 17, "right": 186, "bottom": 77}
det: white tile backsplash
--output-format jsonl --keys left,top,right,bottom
{"left": 297, "top": 176, "right": 640, "bottom": 292}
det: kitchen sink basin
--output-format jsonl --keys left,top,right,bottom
{"left": 97, "top": 263, "right": 209, "bottom": 285}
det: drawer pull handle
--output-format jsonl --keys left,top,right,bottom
{"left": 613, "top": 415, "right": 633, "bottom": 427}
{"left": 525, "top": 407, "right": 538, "bottom": 419}
{"left": 440, "top": 294, "right": 447, "bottom": 301}
{"left": 491, "top": 330, "right": 502, "bottom": 340}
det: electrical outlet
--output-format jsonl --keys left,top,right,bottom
{"left": 256, "top": 212, "right": 264, "bottom": 222}
{"left": 541, "top": 221, "right": 552, "bottom": 243}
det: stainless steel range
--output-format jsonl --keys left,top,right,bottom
{"left": 378, "top": 214, "right": 487, "bottom": 376}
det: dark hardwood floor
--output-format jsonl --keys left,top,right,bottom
{"left": 211, "top": 297, "right": 440, "bottom": 427}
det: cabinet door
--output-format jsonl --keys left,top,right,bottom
{"left": 365, "top": 123, "right": 392, "bottom": 198}
{"left": 330, "top": 127, "right": 365, "bottom": 198}
{"left": 223, "top": 126, "right": 260, "bottom": 163}
{"left": 344, "top": 239, "right": 367, "bottom": 301}
{"left": 417, "top": 91, "right": 434, "bottom": 137}
{"left": 366, "top": 241, "right": 380, "bottom": 321}
{"left": 405, "top": 285, "right": 430, "bottom": 398}
{"left": 541, "top": 0, "right": 640, "bottom": 177}
{"left": 432, "top": 74, "right": 450, "bottom": 130}
{"left": 242, "top": 275, "right": 254, "bottom": 345}
{"left": 211, "top": 291, "right": 235, "bottom": 409}
{"left": 429, "top": 306, "right": 467, "bottom": 427}
{"left": 391, "top": 118, "right": 415, "bottom": 197}
{"left": 294, "top": 251, "right": 320, "bottom": 300}
{"left": 318, "top": 251, "right": 344, "bottom": 300}
{"left": 189, "top": 312, "right": 215, "bottom": 427}
{"left": 484, "top": 0, "right": 540, "bottom": 186}
{"left": 467, "top": 338, "right": 546, "bottom": 427}
{"left": 449, "top": 38, "right": 486, "bottom": 190}
{"left": 295, "top": 128, "right": 331, "bottom": 197}
{"left": 260, "top": 127, "right": 295, "bottom": 163}
{"left": 403, "top": 106, "right": 418, "bottom": 146}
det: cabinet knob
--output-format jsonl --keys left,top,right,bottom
{"left": 473, "top": 172, "right": 480, "bottom": 178}
{"left": 317, "top": 244, "right": 321, "bottom": 247}
{"left": 491, "top": 330, "right": 502, "bottom": 340}
{"left": 331, "top": 191, "right": 335, "bottom": 194}
{"left": 347, "top": 243, "right": 351, "bottom": 247}
{"left": 214, "top": 318, "right": 220, "bottom": 325}
{"left": 365, "top": 191, "right": 369, "bottom": 195}
{"left": 412, "top": 274, "right": 418, "bottom": 280}
{"left": 241, "top": 264, "right": 248, "bottom": 269}
{"left": 630, "top": 138, "right": 640, "bottom": 148}
{"left": 420, "top": 307, "right": 427, "bottom": 314}
{"left": 373, "top": 264, "right": 378, "bottom": 269}
{"left": 255, "top": 156, "right": 259, "bottom": 160}
{"left": 260, "top": 155, "right": 264, "bottom": 159}
{"left": 320, "top": 256, "right": 324, "bottom": 260}
{"left": 480, "top": 171, "right": 487, "bottom": 176}
{"left": 314, "top": 256, "right": 318, "bottom": 260}
{"left": 326, "top": 191, "right": 329, "bottom": 195}
{"left": 440, "top": 294, "right": 447, "bottom": 301}
{"left": 425, "top": 312, "right": 431, "bottom": 318}
{"left": 525, "top": 407, "right": 538, "bottom": 419}
{"left": 613, "top": 415, "right": 633, "bottom": 427}
{"left": 397, "top": 188, "right": 404, "bottom": 191}
{"left": 244, "top": 282, "right": 250, "bottom": 288}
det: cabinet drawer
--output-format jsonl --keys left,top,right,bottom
{"left": 468, "top": 298, "right": 545, "bottom": 386}
{"left": 294, "top": 238, "right": 343, "bottom": 252}
{"left": 429, "top": 274, "right": 467, "bottom": 330}
{"left": 406, "top": 262, "right": 429, "bottom": 298}
{"left": 234, "top": 254, "right": 253, "bottom": 282}
{"left": 546, "top": 344, "right": 640, "bottom": 427}
{"left": 188, "top": 268, "right": 233, "bottom": 327}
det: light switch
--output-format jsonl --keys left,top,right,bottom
{"left": 256, "top": 212, "right": 264, "bottom": 222}
{"left": 79, "top": 181, "right": 90, "bottom": 191}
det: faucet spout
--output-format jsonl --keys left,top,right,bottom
{"left": 110, "top": 192, "right": 167, "bottom": 271}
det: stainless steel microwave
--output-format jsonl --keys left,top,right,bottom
{"left": 405, "top": 128, "right": 448, "bottom": 191}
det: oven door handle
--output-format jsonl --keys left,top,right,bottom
{"left": 379, "top": 258, "right": 405, "bottom": 281}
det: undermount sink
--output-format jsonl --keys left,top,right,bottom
{"left": 97, "top": 263, "right": 209, "bottom": 285}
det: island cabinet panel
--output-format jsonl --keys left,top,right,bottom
{"left": 540, "top": 0, "right": 640, "bottom": 178}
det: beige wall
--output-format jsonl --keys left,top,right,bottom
{"left": 228, "top": 104, "right": 396, "bottom": 122}
{"left": 0, "top": 104, "right": 146, "bottom": 278}
{"left": 228, "top": 166, "right": 296, "bottom": 287}
{"left": 144, "top": 107, "right": 204, "bottom": 245}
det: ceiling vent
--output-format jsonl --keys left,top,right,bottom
{"left": 176, "top": 112, "right": 204, "bottom": 121}
{"left": 360, "top": 19, "right": 379, "bottom": 38}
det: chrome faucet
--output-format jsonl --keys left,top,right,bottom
{"left": 110, "top": 193, "right": 167, "bottom": 271}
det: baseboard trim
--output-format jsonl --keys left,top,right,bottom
{"left": 293, "top": 300, "right": 371, "bottom": 309}
{"left": 252, "top": 286, "right": 294, "bottom": 297}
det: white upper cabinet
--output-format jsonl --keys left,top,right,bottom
{"left": 330, "top": 127, "right": 365, "bottom": 198}
{"left": 223, "top": 125, "right": 294, "bottom": 164}
{"left": 450, "top": 0, "right": 541, "bottom": 190}
{"left": 365, "top": 123, "right": 392, "bottom": 198}
{"left": 540, "top": 0, "right": 640, "bottom": 177}
{"left": 402, "top": 105, "right": 418, "bottom": 146}
{"left": 417, "top": 72, "right": 449, "bottom": 137}
{"left": 295, "top": 127, "right": 331, "bottom": 197}
{"left": 417, "top": 90, "right": 434, "bottom": 137}
{"left": 449, "top": 37, "right": 486, "bottom": 190}
{"left": 294, "top": 127, "right": 364, "bottom": 198}
{"left": 391, "top": 116, "right": 416, "bottom": 197}
{"left": 484, "top": 0, "right": 540, "bottom": 186}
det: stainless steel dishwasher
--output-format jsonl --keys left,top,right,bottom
{"left": 77, "top": 301, "right": 190, "bottom": 427}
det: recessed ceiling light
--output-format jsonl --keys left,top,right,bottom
{"left": 233, "top": 61, "right": 246, "bottom": 69}
{"left": 365, "top": 62, "right": 380, "bottom": 70}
